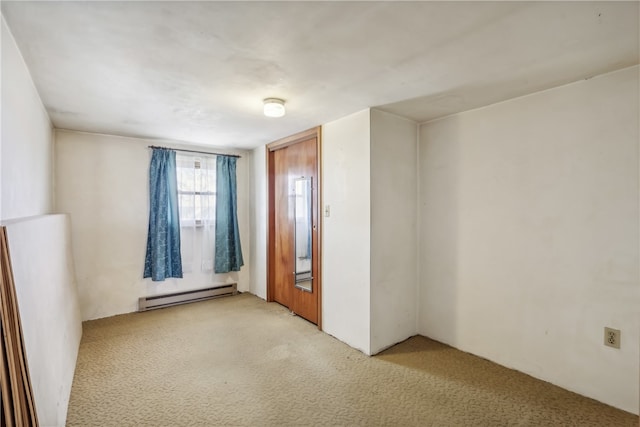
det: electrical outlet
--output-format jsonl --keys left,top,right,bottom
{"left": 604, "top": 327, "right": 621, "bottom": 349}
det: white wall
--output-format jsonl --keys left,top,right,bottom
{"left": 249, "top": 146, "right": 267, "bottom": 299}
{"left": 322, "top": 109, "right": 372, "bottom": 354}
{"left": 1, "top": 18, "right": 80, "bottom": 425}
{"left": 321, "top": 109, "right": 418, "bottom": 355}
{"left": 418, "top": 66, "right": 639, "bottom": 413}
{"left": 55, "top": 130, "right": 251, "bottom": 320}
{"left": 1, "top": 17, "right": 53, "bottom": 220}
{"left": 369, "top": 109, "right": 418, "bottom": 354}
{"left": 3, "top": 215, "right": 82, "bottom": 427}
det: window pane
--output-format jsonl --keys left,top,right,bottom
{"left": 179, "top": 194, "right": 195, "bottom": 221}
{"left": 176, "top": 154, "right": 216, "bottom": 223}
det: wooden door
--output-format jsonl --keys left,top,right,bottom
{"left": 272, "top": 147, "right": 293, "bottom": 307}
{"left": 268, "top": 128, "right": 321, "bottom": 326}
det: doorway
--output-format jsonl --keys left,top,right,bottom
{"left": 267, "top": 127, "right": 321, "bottom": 327}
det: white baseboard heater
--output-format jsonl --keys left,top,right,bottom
{"left": 138, "top": 283, "right": 238, "bottom": 312}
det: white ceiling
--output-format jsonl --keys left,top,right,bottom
{"left": 2, "top": 1, "right": 638, "bottom": 150}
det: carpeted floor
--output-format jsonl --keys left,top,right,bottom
{"left": 67, "top": 293, "right": 637, "bottom": 426}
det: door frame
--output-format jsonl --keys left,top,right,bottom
{"left": 266, "top": 126, "right": 322, "bottom": 330}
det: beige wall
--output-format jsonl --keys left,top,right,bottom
{"left": 55, "top": 130, "right": 251, "bottom": 320}
{"left": 418, "top": 66, "right": 639, "bottom": 413}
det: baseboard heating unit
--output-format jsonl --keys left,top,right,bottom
{"left": 138, "top": 283, "right": 238, "bottom": 311}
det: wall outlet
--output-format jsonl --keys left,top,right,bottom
{"left": 604, "top": 327, "right": 621, "bottom": 349}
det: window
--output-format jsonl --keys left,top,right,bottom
{"left": 176, "top": 156, "right": 216, "bottom": 227}
{"left": 176, "top": 154, "right": 217, "bottom": 272}
{"left": 145, "top": 149, "right": 243, "bottom": 279}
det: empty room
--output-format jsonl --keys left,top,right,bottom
{"left": 1, "top": 1, "right": 638, "bottom": 426}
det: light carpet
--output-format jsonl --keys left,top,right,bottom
{"left": 66, "top": 293, "right": 637, "bottom": 426}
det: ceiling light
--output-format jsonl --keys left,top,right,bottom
{"left": 263, "top": 98, "right": 286, "bottom": 118}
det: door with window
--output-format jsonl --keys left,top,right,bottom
{"left": 267, "top": 128, "right": 321, "bottom": 326}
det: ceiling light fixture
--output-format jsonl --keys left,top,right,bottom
{"left": 263, "top": 98, "right": 286, "bottom": 118}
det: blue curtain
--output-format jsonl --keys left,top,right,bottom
{"left": 214, "top": 156, "right": 244, "bottom": 273}
{"left": 144, "top": 148, "right": 183, "bottom": 281}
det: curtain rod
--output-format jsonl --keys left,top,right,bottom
{"left": 148, "top": 145, "right": 241, "bottom": 158}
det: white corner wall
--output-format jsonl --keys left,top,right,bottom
{"left": 418, "top": 66, "right": 639, "bottom": 413}
{"left": 370, "top": 109, "right": 418, "bottom": 354}
{"left": 249, "top": 146, "right": 267, "bottom": 299}
{"left": 3, "top": 215, "right": 82, "bottom": 427}
{"left": 55, "top": 130, "right": 251, "bottom": 320}
{"left": 1, "top": 17, "right": 80, "bottom": 427}
{"left": 322, "top": 109, "right": 372, "bottom": 354}
{"left": 1, "top": 17, "right": 53, "bottom": 220}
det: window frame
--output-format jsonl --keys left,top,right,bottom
{"left": 176, "top": 155, "right": 217, "bottom": 228}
